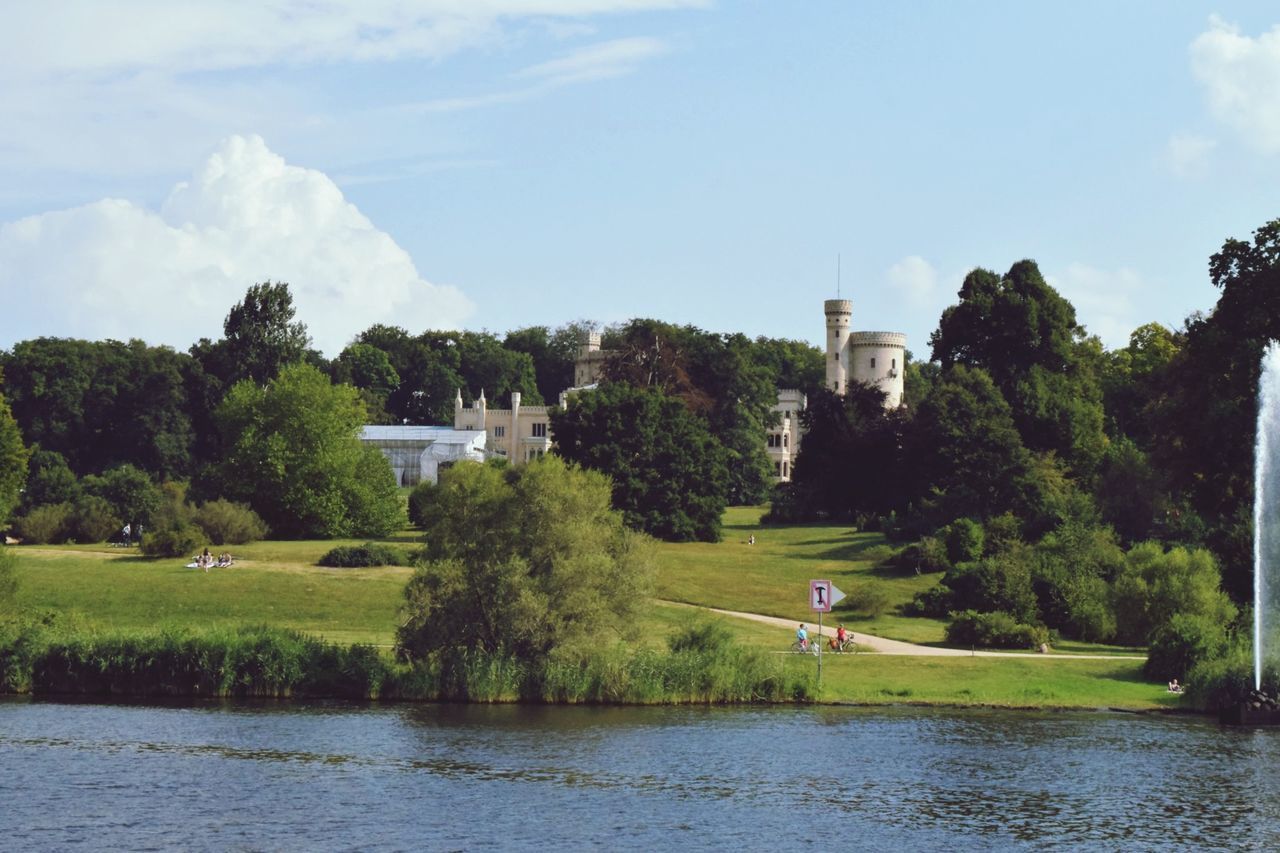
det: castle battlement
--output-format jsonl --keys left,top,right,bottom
{"left": 824, "top": 299, "right": 852, "bottom": 317}
{"left": 848, "top": 331, "right": 907, "bottom": 348}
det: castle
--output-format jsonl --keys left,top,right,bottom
{"left": 365, "top": 299, "right": 905, "bottom": 486}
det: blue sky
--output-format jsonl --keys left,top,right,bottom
{"left": 2, "top": 2, "right": 1279, "bottom": 356}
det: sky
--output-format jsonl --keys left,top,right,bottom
{"left": 2, "top": 1, "right": 1280, "bottom": 358}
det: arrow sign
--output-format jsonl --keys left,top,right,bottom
{"left": 810, "top": 580, "right": 847, "bottom": 612}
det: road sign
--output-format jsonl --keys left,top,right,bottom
{"left": 810, "top": 579, "right": 846, "bottom": 612}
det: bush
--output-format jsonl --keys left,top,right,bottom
{"left": 12, "top": 502, "right": 72, "bottom": 544}
{"left": 407, "top": 480, "right": 436, "bottom": 528}
{"left": 194, "top": 500, "right": 268, "bottom": 545}
{"left": 894, "top": 536, "right": 950, "bottom": 574}
{"left": 69, "top": 494, "right": 119, "bottom": 543}
{"left": 668, "top": 619, "right": 734, "bottom": 654}
{"left": 1143, "top": 612, "right": 1229, "bottom": 682}
{"left": 845, "top": 581, "right": 892, "bottom": 618}
{"left": 944, "top": 518, "right": 984, "bottom": 564}
{"left": 945, "top": 610, "right": 1049, "bottom": 649}
{"left": 905, "top": 584, "right": 952, "bottom": 618}
{"left": 317, "top": 542, "right": 406, "bottom": 568}
{"left": 141, "top": 523, "right": 204, "bottom": 558}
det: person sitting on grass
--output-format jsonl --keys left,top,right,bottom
{"left": 217, "top": 553, "right": 233, "bottom": 567}
{"left": 1168, "top": 679, "right": 1183, "bottom": 694}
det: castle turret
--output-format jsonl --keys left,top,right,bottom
{"left": 849, "top": 331, "right": 907, "bottom": 407}
{"left": 824, "top": 299, "right": 852, "bottom": 393}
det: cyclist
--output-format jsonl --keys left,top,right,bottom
{"left": 796, "top": 623, "right": 809, "bottom": 651}
{"left": 836, "top": 624, "right": 849, "bottom": 651}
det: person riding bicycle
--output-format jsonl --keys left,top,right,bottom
{"left": 796, "top": 623, "right": 809, "bottom": 651}
{"left": 836, "top": 624, "right": 849, "bottom": 649}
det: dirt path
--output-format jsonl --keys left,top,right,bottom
{"left": 660, "top": 601, "right": 1146, "bottom": 660}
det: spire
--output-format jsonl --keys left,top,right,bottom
{"left": 455, "top": 387, "right": 463, "bottom": 409}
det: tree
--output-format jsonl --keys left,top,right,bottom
{"left": 1151, "top": 219, "right": 1280, "bottom": 600}
{"left": 504, "top": 321, "right": 596, "bottom": 402}
{"left": 0, "top": 376, "right": 28, "bottom": 524}
{"left": 2, "top": 338, "right": 196, "bottom": 478}
{"left": 930, "top": 261, "right": 1106, "bottom": 476}
{"left": 550, "top": 382, "right": 729, "bottom": 542}
{"left": 397, "top": 457, "right": 655, "bottom": 662}
{"left": 210, "top": 363, "right": 402, "bottom": 538}
{"left": 81, "top": 464, "right": 162, "bottom": 527}
{"left": 1112, "top": 542, "right": 1236, "bottom": 646}
{"left": 20, "top": 448, "right": 79, "bottom": 510}
{"left": 221, "top": 281, "right": 312, "bottom": 385}
{"left": 910, "top": 365, "right": 1031, "bottom": 525}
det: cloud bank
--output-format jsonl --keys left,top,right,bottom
{"left": 0, "top": 135, "right": 473, "bottom": 355}
{"left": 1191, "top": 15, "right": 1280, "bottom": 152}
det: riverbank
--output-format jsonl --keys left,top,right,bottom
{"left": 3, "top": 507, "right": 1178, "bottom": 710}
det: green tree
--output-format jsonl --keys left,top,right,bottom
{"left": 911, "top": 365, "right": 1031, "bottom": 525}
{"left": 930, "top": 260, "right": 1106, "bottom": 476}
{"left": 221, "top": 281, "right": 312, "bottom": 385}
{"left": 397, "top": 457, "right": 655, "bottom": 661}
{"left": 0, "top": 546, "right": 16, "bottom": 615}
{"left": 20, "top": 448, "right": 79, "bottom": 510}
{"left": 1112, "top": 542, "right": 1236, "bottom": 646}
{"left": 82, "top": 464, "right": 162, "bottom": 527}
{"left": 504, "top": 321, "right": 596, "bottom": 402}
{"left": 211, "top": 363, "right": 402, "bottom": 538}
{"left": 550, "top": 382, "right": 729, "bottom": 542}
{"left": 0, "top": 377, "right": 28, "bottom": 523}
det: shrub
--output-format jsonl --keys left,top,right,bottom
{"left": 69, "top": 494, "right": 119, "bottom": 543}
{"left": 1183, "top": 636, "right": 1255, "bottom": 712}
{"left": 846, "top": 581, "right": 892, "bottom": 618}
{"left": 668, "top": 619, "right": 733, "bottom": 654}
{"left": 141, "top": 523, "right": 204, "bottom": 558}
{"left": 317, "top": 542, "right": 406, "bottom": 568}
{"left": 945, "top": 610, "right": 1049, "bottom": 649}
{"left": 1143, "top": 612, "right": 1229, "bottom": 682}
{"left": 905, "top": 584, "right": 952, "bottom": 618}
{"left": 894, "top": 536, "right": 950, "bottom": 574}
{"left": 944, "top": 518, "right": 984, "bottom": 564}
{"left": 194, "top": 500, "right": 268, "bottom": 545}
{"left": 407, "top": 480, "right": 436, "bottom": 528}
{"left": 12, "top": 502, "right": 72, "bottom": 544}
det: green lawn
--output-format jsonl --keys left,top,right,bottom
{"left": 9, "top": 506, "right": 1166, "bottom": 708}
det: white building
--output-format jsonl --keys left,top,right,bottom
{"left": 367, "top": 297, "right": 905, "bottom": 485}
{"left": 360, "top": 425, "right": 487, "bottom": 486}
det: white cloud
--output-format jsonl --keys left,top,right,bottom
{"left": 1190, "top": 15, "right": 1280, "bottom": 152}
{"left": 0, "top": 2, "right": 705, "bottom": 78}
{"left": 886, "top": 256, "right": 939, "bottom": 308}
{"left": 1045, "top": 264, "right": 1147, "bottom": 349}
{"left": 1162, "top": 132, "right": 1217, "bottom": 177}
{"left": 515, "top": 37, "right": 670, "bottom": 84}
{"left": 0, "top": 135, "right": 473, "bottom": 355}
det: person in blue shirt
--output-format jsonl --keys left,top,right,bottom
{"left": 796, "top": 623, "right": 808, "bottom": 650}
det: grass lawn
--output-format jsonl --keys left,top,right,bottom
{"left": 9, "top": 506, "right": 1165, "bottom": 708}
{"left": 14, "top": 540, "right": 410, "bottom": 646}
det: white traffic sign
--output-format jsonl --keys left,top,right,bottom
{"left": 809, "top": 579, "right": 846, "bottom": 612}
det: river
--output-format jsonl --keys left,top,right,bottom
{"left": 2, "top": 698, "right": 1277, "bottom": 850}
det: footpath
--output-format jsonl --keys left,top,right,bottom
{"left": 660, "top": 601, "right": 1146, "bottom": 660}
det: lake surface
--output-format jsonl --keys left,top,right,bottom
{"left": 2, "top": 698, "right": 1277, "bottom": 851}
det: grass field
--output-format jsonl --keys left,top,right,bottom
{"left": 8, "top": 506, "right": 1169, "bottom": 708}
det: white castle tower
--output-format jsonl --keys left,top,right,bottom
{"left": 824, "top": 298, "right": 906, "bottom": 408}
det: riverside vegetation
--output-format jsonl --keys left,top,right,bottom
{"left": 1, "top": 502, "right": 1178, "bottom": 710}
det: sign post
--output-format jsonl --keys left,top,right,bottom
{"left": 809, "top": 580, "right": 845, "bottom": 685}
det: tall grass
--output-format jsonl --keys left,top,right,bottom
{"left": 0, "top": 622, "right": 814, "bottom": 705}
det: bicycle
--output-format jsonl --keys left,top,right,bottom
{"left": 790, "top": 639, "right": 819, "bottom": 656}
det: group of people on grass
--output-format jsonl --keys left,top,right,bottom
{"left": 795, "top": 622, "right": 854, "bottom": 652}
{"left": 190, "top": 547, "right": 234, "bottom": 572}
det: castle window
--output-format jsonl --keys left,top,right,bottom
{"left": 892, "top": 358, "right": 897, "bottom": 369}
{"left": 833, "top": 353, "right": 839, "bottom": 361}
{"left": 493, "top": 426, "right": 505, "bottom": 438}
{"left": 784, "top": 434, "right": 788, "bottom": 448}
{"left": 783, "top": 461, "right": 789, "bottom": 477}
{"left": 775, "top": 462, "right": 782, "bottom": 476}
{"left": 532, "top": 422, "right": 547, "bottom": 438}
{"left": 870, "top": 357, "right": 876, "bottom": 369}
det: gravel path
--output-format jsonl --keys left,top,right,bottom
{"left": 660, "top": 601, "right": 1146, "bottom": 660}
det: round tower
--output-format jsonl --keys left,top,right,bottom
{"left": 824, "top": 299, "right": 852, "bottom": 393}
{"left": 848, "top": 331, "right": 907, "bottom": 407}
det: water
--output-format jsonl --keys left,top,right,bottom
{"left": 1256, "top": 343, "right": 1280, "bottom": 689}
{"left": 3, "top": 699, "right": 1278, "bottom": 850}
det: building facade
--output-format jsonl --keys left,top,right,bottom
{"left": 452, "top": 388, "right": 555, "bottom": 464}
{"left": 368, "top": 298, "right": 905, "bottom": 486}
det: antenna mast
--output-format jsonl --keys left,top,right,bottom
{"left": 837, "top": 254, "right": 841, "bottom": 298}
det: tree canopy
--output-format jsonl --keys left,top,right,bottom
{"left": 550, "top": 381, "right": 729, "bottom": 542}
{"left": 397, "top": 457, "right": 655, "bottom": 662}
{"left": 210, "top": 363, "right": 401, "bottom": 538}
